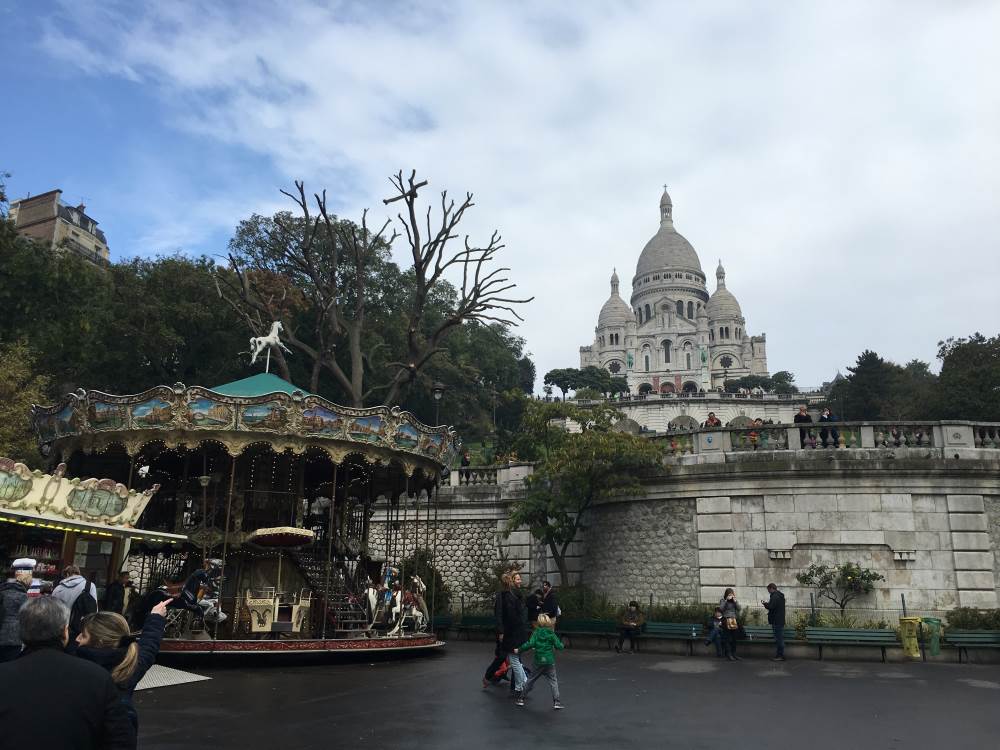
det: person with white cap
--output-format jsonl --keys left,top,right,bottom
{"left": 0, "top": 557, "right": 35, "bottom": 662}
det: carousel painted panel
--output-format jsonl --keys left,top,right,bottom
{"left": 301, "top": 404, "right": 345, "bottom": 437}
{"left": 131, "top": 398, "right": 174, "bottom": 429}
{"left": 185, "top": 397, "right": 235, "bottom": 429}
{"left": 35, "top": 402, "right": 81, "bottom": 442}
{"left": 240, "top": 401, "right": 290, "bottom": 431}
{"left": 347, "top": 415, "right": 388, "bottom": 444}
{"left": 87, "top": 400, "right": 126, "bottom": 431}
{"left": 67, "top": 478, "right": 128, "bottom": 519}
{"left": 0, "top": 458, "right": 34, "bottom": 503}
{"left": 416, "top": 431, "right": 447, "bottom": 459}
{"left": 392, "top": 422, "right": 420, "bottom": 450}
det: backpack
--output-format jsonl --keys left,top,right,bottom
{"left": 69, "top": 588, "right": 97, "bottom": 635}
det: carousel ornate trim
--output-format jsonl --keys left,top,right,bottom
{"left": 32, "top": 382, "right": 458, "bottom": 475}
{"left": 158, "top": 635, "right": 440, "bottom": 654}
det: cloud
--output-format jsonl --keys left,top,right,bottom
{"left": 33, "top": 0, "right": 1000, "bottom": 388}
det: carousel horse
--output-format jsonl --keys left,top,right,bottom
{"left": 249, "top": 321, "right": 292, "bottom": 365}
{"left": 410, "top": 575, "right": 430, "bottom": 630}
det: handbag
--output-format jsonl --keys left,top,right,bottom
{"left": 725, "top": 616, "right": 738, "bottom": 630}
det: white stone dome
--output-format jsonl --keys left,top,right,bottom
{"left": 635, "top": 189, "right": 703, "bottom": 277}
{"left": 598, "top": 269, "right": 632, "bottom": 327}
{"left": 706, "top": 261, "right": 742, "bottom": 320}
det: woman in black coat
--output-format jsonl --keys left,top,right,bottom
{"left": 72, "top": 599, "right": 169, "bottom": 731}
{"left": 494, "top": 570, "right": 530, "bottom": 705}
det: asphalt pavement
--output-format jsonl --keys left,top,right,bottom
{"left": 137, "top": 641, "right": 1000, "bottom": 749}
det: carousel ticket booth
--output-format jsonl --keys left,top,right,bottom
{"left": 0, "top": 458, "right": 186, "bottom": 601}
{"left": 31, "top": 372, "right": 456, "bottom": 655}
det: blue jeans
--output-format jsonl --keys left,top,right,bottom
{"left": 507, "top": 651, "right": 527, "bottom": 692}
{"left": 773, "top": 624, "right": 785, "bottom": 657}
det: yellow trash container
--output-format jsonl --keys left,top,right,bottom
{"left": 899, "top": 617, "right": 922, "bottom": 658}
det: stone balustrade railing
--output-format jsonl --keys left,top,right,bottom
{"left": 437, "top": 422, "right": 1000, "bottom": 489}
{"left": 657, "top": 420, "right": 1000, "bottom": 457}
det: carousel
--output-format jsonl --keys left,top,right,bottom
{"left": 29, "top": 358, "right": 458, "bottom": 657}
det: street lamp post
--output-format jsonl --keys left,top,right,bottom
{"left": 432, "top": 381, "right": 446, "bottom": 425}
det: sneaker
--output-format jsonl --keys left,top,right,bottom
{"left": 553, "top": 701, "right": 564, "bottom": 710}
{"left": 515, "top": 694, "right": 525, "bottom": 707}
{"left": 482, "top": 678, "right": 490, "bottom": 689}
{"left": 614, "top": 645, "right": 621, "bottom": 653}
{"left": 772, "top": 656, "right": 785, "bottom": 662}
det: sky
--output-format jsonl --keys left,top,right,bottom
{"left": 3, "top": 0, "right": 999, "bottom": 392}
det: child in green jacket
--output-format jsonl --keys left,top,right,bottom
{"left": 515, "top": 613, "right": 565, "bottom": 709}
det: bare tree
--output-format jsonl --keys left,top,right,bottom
{"left": 216, "top": 170, "right": 532, "bottom": 406}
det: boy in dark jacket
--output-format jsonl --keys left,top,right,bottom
{"left": 705, "top": 608, "right": 725, "bottom": 657}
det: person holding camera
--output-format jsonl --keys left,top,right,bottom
{"left": 719, "top": 587, "right": 742, "bottom": 662}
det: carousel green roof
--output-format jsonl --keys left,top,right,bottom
{"left": 210, "top": 373, "right": 314, "bottom": 398}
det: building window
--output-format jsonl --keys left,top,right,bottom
{"left": 643, "top": 304, "right": 651, "bottom": 322}
{"left": 608, "top": 361, "right": 621, "bottom": 374}
{"left": 685, "top": 274, "right": 692, "bottom": 280}
{"left": 709, "top": 330, "right": 714, "bottom": 342}
{"left": 686, "top": 352, "right": 692, "bottom": 369}
{"left": 644, "top": 354, "right": 650, "bottom": 372}
{"left": 687, "top": 301, "right": 694, "bottom": 319}
{"left": 653, "top": 274, "right": 660, "bottom": 280}
{"left": 663, "top": 340, "right": 671, "bottom": 364}
{"left": 676, "top": 300, "right": 684, "bottom": 317}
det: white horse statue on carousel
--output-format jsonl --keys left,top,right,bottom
{"left": 249, "top": 321, "right": 293, "bottom": 370}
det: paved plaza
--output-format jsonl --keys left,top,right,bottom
{"left": 136, "top": 641, "right": 999, "bottom": 749}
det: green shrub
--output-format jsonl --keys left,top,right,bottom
{"left": 647, "top": 602, "right": 716, "bottom": 624}
{"left": 792, "top": 610, "right": 827, "bottom": 638}
{"left": 556, "top": 586, "right": 617, "bottom": 619}
{"left": 946, "top": 608, "right": 1000, "bottom": 630}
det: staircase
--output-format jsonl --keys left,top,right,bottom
{"left": 289, "top": 547, "right": 369, "bottom": 636}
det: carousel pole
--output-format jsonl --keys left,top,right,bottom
{"left": 321, "top": 463, "right": 339, "bottom": 640}
{"left": 400, "top": 473, "right": 409, "bottom": 586}
{"left": 217, "top": 457, "right": 237, "bottom": 639}
{"left": 431, "top": 477, "right": 440, "bottom": 628}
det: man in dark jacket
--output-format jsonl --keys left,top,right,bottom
{"left": 104, "top": 572, "right": 131, "bottom": 615}
{"left": 762, "top": 583, "right": 786, "bottom": 661}
{"left": 793, "top": 405, "right": 814, "bottom": 448}
{"left": 494, "top": 570, "right": 530, "bottom": 705}
{"left": 0, "top": 558, "right": 35, "bottom": 662}
{"left": 0, "top": 596, "right": 134, "bottom": 749}
{"left": 525, "top": 588, "right": 543, "bottom": 624}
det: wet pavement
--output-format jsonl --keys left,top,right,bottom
{"left": 137, "top": 641, "right": 1000, "bottom": 749}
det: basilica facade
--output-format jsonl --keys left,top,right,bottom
{"left": 580, "top": 189, "right": 768, "bottom": 393}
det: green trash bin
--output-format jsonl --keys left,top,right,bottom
{"left": 899, "top": 617, "right": 922, "bottom": 658}
{"left": 922, "top": 617, "right": 942, "bottom": 657}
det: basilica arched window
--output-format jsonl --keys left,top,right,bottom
{"left": 676, "top": 300, "right": 684, "bottom": 317}
{"left": 662, "top": 340, "right": 671, "bottom": 364}
{"left": 686, "top": 352, "right": 692, "bottom": 369}
{"left": 644, "top": 304, "right": 651, "bottom": 322}
{"left": 687, "top": 301, "right": 694, "bottom": 319}
{"left": 644, "top": 354, "right": 650, "bottom": 372}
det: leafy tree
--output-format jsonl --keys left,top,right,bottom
{"left": 0, "top": 342, "right": 50, "bottom": 466}
{"left": 826, "top": 351, "right": 937, "bottom": 420}
{"left": 506, "top": 402, "right": 664, "bottom": 584}
{"left": 543, "top": 367, "right": 579, "bottom": 401}
{"left": 574, "top": 387, "right": 603, "bottom": 400}
{"left": 218, "top": 172, "right": 531, "bottom": 406}
{"left": 795, "top": 562, "right": 885, "bottom": 614}
{"left": 770, "top": 370, "right": 799, "bottom": 395}
{"left": 576, "top": 365, "right": 612, "bottom": 395}
{"left": 723, "top": 371, "right": 798, "bottom": 395}
{"left": 608, "top": 376, "right": 629, "bottom": 395}
{"left": 933, "top": 333, "right": 1000, "bottom": 420}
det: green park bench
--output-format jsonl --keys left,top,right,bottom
{"left": 640, "top": 622, "right": 704, "bottom": 655}
{"left": 739, "top": 625, "right": 797, "bottom": 644}
{"left": 556, "top": 619, "right": 618, "bottom": 648}
{"left": 457, "top": 615, "right": 496, "bottom": 640}
{"left": 943, "top": 630, "right": 1000, "bottom": 663}
{"left": 805, "top": 627, "right": 899, "bottom": 662}
{"left": 430, "top": 615, "right": 453, "bottom": 639}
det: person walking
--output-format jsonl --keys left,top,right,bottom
{"left": 540, "top": 580, "right": 559, "bottom": 622}
{"left": 762, "top": 583, "right": 786, "bottom": 661}
{"left": 719, "top": 587, "right": 742, "bottom": 661}
{"left": 72, "top": 600, "right": 169, "bottom": 732}
{"left": 525, "top": 588, "right": 543, "bottom": 626}
{"left": 615, "top": 600, "right": 645, "bottom": 653}
{"left": 794, "top": 405, "right": 814, "bottom": 448}
{"left": 819, "top": 408, "right": 840, "bottom": 449}
{"left": 103, "top": 572, "right": 131, "bottom": 615}
{"left": 0, "top": 558, "right": 35, "bottom": 662}
{"left": 494, "top": 570, "right": 530, "bottom": 706}
{"left": 516, "top": 613, "right": 565, "bottom": 709}
{"left": 0, "top": 597, "right": 134, "bottom": 749}
{"left": 52, "top": 564, "right": 98, "bottom": 639}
